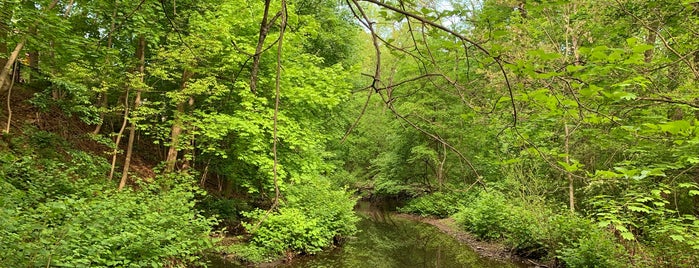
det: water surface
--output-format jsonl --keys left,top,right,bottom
{"left": 211, "top": 201, "right": 525, "bottom": 268}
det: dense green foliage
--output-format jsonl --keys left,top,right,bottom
{"left": 232, "top": 179, "right": 358, "bottom": 261}
{"left": 336, "top": 0, "right": 699, "bottom": 266}
{"left": 2, "top": 0, "right": 699, "bottom": 266}
{"left": 0, "top": 131, "right": 216, "bottom": 267}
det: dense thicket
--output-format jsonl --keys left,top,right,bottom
{"left": 0, "top": 0, "right": 360, "bottom": 265}
{"left": 339, "top": 0, "right": 699, "bottom": 266}
{"left": 1, "top": 0, "right": 698, "bottom": 267}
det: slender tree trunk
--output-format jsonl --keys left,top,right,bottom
{"left": 436, "top": 142, "right": 447, "bottom": 191}
{"left": 119, "top": 35, "right": 145, "bottom": 190}
{"left": 565, "top": 123, "right": 575, "bottom": 213}
{"left": 64, "top": 0, "right": 75, "bottom": 16}
{"left": 182, "top": 96, "right": 195, "bottom": 170}
{"left": 109, "top": 90, "right": 130, "bottom": 180}
{"left": 165, "top": 70, "right": 193, "bottom": 172}
{"left": 566, "top": 3, "right": 580, "bottom": 65}
{"left": 4, "top": 62, "right": 16, "bottom": 133}
{"left": 93, "top": 0, "right": 119, "bottom": 135}
{"left": 250, "top": 0, "right": 281, "bottom": 94}
{"left": 644, "top": 21, "right": 659, "bottom": 63}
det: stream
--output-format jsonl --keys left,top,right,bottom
{"left": 209, "top": 201, "right": 527, "bottom": 268}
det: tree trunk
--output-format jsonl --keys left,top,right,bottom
{"left": 182, "top": 103, "right": 195, "bottom": 170}
{"left": 4, "top": 62, "right": 16, "bottom": 133}
{"left": 29, "top": 47, "right": 38, "bottom": 85}
{"left": 92, "top": 0, "right": 119, "bottom": 135}
{"left": 565, "top": 123, "right": 575, "bottom": 213}
{"left": 64, "top": 0, "right": 75, "bottom": 16}
{"left": 119, "top": 35, "right": 145, "bottom": 190}
{"left": 0, "top": 40, "right": 26, "bottom": 93}
{"left": 250, "top": 0, "right": 281, "bottom": 94}
{"left": 165, "top": 70, "right": 193, "bottom": 172}
{"left": 26, "top": 0, "right": 39, "bottom": 85}
{"left": 0, "top": 0, "right": 59, "bottom": 92}
{"left": 644, "top": 21, "right": 659, "bottom": 63}
{"left": 109, "top": 90, "right": 130, "bottom": 180}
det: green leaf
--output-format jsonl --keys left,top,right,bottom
{"left": 670, "top": 235, "right": 685, "bottom": 242}
{"left": 627, "top": 205, "right": 650, "bottom": 213}
{"left": 620, "top": 231, "right": 635, "bottom": 241}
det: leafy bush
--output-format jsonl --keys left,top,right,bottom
{"left": 199, "top": 195, "right": 251, "bottom": 231}
{"left": 557, "top": 230, "right": 628, "bottom": 268}
{"left": 245, "top": 207, "right": 329, "bottom": 255}
{"left": 238, "top": 178, "right": 359, "bottom": 261}
{"left": 452, "top": 190, "right": 630, "bottom": 266}
{"left": 643, "top": 216, "right": 699, "bottom": 267}
{"left": 453, "top": 191, "right": 509, "bottom": 240}
{"left": 284, "top": 179, "right": 359, "bottom": 239}
{"left": 399, "top": 191, "right": 474, "bottom": 218}
{"left": 0, "top": 137, "right": 218, "bottom": 267}
{"left": 502, "top": 205, "right": 547, "bottom": 257}
{"left": 1, "top": 177, "right": 218, "bottom": 267}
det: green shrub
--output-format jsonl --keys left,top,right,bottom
{"left": 0, "top": 147, "right": 218, "bottom": 268}
{"left": 399, "top": 191, "right": 475, "bottom": 218}
{"left": 226, "top": 243, "right": 275, "bottom": 264}
{"left": 239, "top": 178, "right": 358, "bottom": 261}
{"left": 451, "top": 190, "right": 630, "bottom": 266}
{"left": 557, "top": 230, "right": 628, "bottom": 268}
{"left": 502, "top": 205, "right": 547, "bottom": 257}
{"left": 643, "top": 216, "right": 699, "bottom": 267}
{"left": 545, "top": 214, "right": 598, "bottom": 252}
{"left": 453, "top": 191, "right": 508, "bottom": 240}
{"left": 284, "top": 178, "right": 359, "bottom": 239}
{"left": 244, "top": 207, "right": 329, "bottom": 255}
{"left": 199, "top": 196, "right": 251, "bottom": 230}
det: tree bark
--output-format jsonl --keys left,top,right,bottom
{"left": 181, "top": 96, "right": 195, "bottom": 170}
{"left": 165, "top": 70, "right": 193, "bottom": 172}
{"left": 0, "top": 0, "right": 59, "bottom": 92}
{"left": 0, "top": 40, "right": 26, "bottom": 92}
{"left": 4, "top": 61, "right": 16, "bottom": 133}
{"left": 249, "top": 0, "right": 281, "bottom": 94}
{"left": 109, "top": 90, "right": 130, "bottom": 180}
{"left": 119, "top": 35, "right": 145, "bottom": 190}
{"left": 93, "top": 0, "right": 119, "bottom": 135}
{"left": 644, "top": 21, "right": 659, "bottom": 63}
{"left": 64, "top": 0, "right": 75, "bottom": 16}
{"left": 565, "top": 123, "right": 575, "bottom": 213}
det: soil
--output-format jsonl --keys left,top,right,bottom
{"left": 1, "top": 85, "right": 157, "bottom": 180}
{"left": 395, "top": 214, "right": 552, "bottom": 268}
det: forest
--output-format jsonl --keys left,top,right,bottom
{"left": 0, "top": 0, "right": 698, "bottom": 267}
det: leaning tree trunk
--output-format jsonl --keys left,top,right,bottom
{"left": 0, "top": 40, "right": 25, "bottom": 93}
{"left": 119, "top": 35, "right": 145, "bottom": 191}
{"left": 0, "top": 0, "right": 59, "bottom": 93}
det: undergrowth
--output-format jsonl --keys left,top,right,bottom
{"left": 0, "top": 131, "right": 218, "bottom": 267}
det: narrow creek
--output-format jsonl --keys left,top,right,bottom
{"left": 210, "top": 201, "right": 527, "bottom": 268}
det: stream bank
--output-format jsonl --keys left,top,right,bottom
{"left": 395, "top": 214, "right": 549, "bottom": 267}
{"left": 209, "top": 201, "right": 529, "bottom": 267}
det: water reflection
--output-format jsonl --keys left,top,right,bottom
{"left": 287, "top": 202, "right": 519, "bottom": 268}
{"left": 210, "top": 201, "right": 524, "bottom": 268}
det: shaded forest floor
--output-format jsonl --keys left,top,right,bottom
{"left": 1, "top": 84, "right": 157, "bottom": 179}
